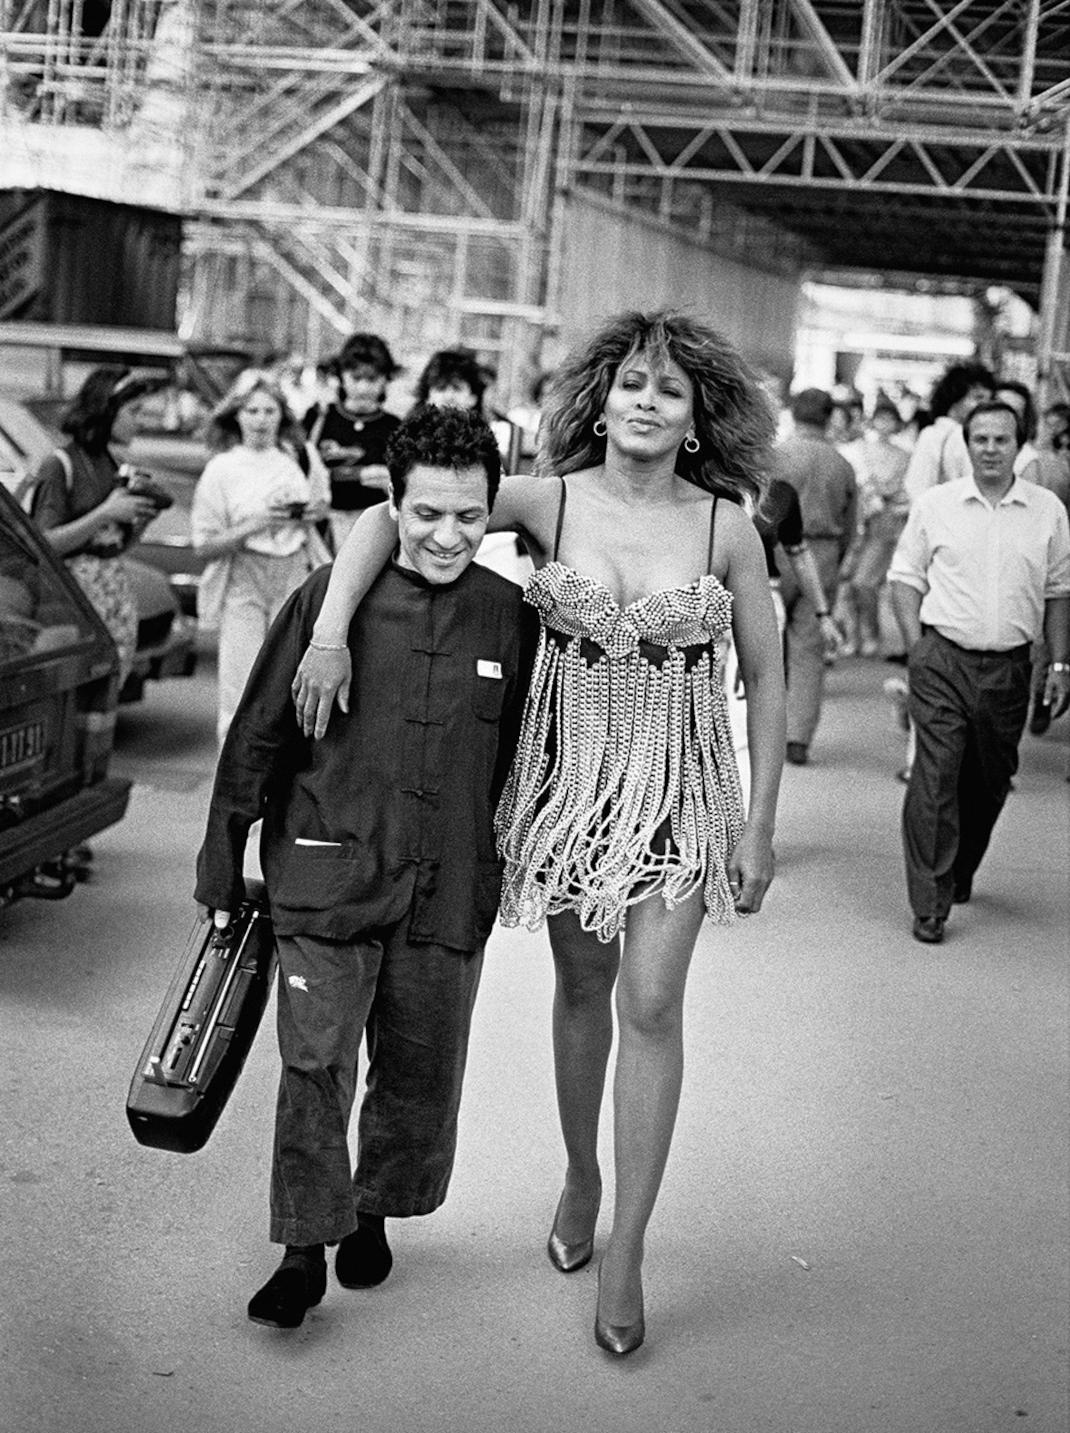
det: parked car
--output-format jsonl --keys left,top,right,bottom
{"left": 0, "top": 320, "right": 249, "bottom": 433}
{"left": 0, "top": 394, "right": 198, "bottom": 700}
{"left": 0, "top": 481, "right": 131, "bottom": 905}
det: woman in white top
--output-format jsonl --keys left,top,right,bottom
{"left": 192, "top": 370, "right": 328, "bottom": 742}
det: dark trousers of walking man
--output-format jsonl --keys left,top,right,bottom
{"left": 903, "top": 628, "right": 1032, "bottom": 917}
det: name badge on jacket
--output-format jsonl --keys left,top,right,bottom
{"left": 477, "top": 660, "right": 503, "bottom": 679}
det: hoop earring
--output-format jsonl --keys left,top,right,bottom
{"left": 684, "top": 432, "right": 700, "bottom": 453}
{"left": 593, "top": 417, "right": 607, "bottom": 437}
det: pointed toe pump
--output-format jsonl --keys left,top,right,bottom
{"left": 594, "top": 1264, "right": 645, "bottom": 1356}
{"left": 546, "top": 1190, "right": 599, "bottom": 1273}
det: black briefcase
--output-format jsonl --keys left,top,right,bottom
{"left": 126, "top": 878, "right": 277, "bottom": 1153}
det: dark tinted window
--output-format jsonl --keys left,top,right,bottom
{"left": 0, "top": 523, "right": 96, "bottom": 668}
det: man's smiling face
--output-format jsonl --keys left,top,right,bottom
{"left": 390, "top": 464, "right": 490, "bottom": 585}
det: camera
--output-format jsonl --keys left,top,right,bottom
{"left": 118, "top": 464, "right": 173, "bottom": 512}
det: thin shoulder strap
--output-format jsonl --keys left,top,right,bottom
{"left": 552, "top": 477, "right": 567, "bottom": 561}
{"left": 707, "top": 495, "right": 719, "bottom": 573}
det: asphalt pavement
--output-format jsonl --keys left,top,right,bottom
{"left": 1, "top": 647, "right": 1067, "bottom": 1433}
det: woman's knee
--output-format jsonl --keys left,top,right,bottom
{"left": 616, "top": 981, "right": 685, "bottom": 1041}
{"left": 549, "top": 920, "right": 619, "bottom": 1007}
{"left": 554, "top": 954, "right": 618, "bottom": 1009}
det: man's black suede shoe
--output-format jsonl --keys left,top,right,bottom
{"left": 248, "top": 1252, "right": 327, "bottom": 1328}
{"left": 912, "top": 915, "right": 945, "bottom": 945}
{"left": 336, "top": 1224, "right": 393, "bottom": 1289}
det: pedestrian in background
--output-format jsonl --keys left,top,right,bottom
{"left": 838, "top": 397, "right": 910, "bottom": 658}
{"left": 772, "top": 386, "right": 857, "bottom": 765}
{"left": 1039, "top": 400, "right": 1070, "bottom": 454}
{"left": 413, "top": 347, "right": 522, "bottom": 469}
{"left": 752, "top": 474, "right": 840, "bottom": 655}
{"left": 192, "top": 370, "right": 329, "bottom": 743}
{"left": 994, "top": 379, "right": 1069, "bottom": 734}
{"left": 903, "top": 360, "right": 994, "bottom": 502}
{"left": 303, "top": 332, "right": 402, "bottom": 550}
{"left": 889, "top": 399, "right": 1070, "bottom": 945}
{"left": 26, "top": 366, "right": 165, "bottom": 687}
{"left": 829, "top": 393, "right": 867, "bottom": 480}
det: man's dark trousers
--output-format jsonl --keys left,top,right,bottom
{"left": 903, "top": 628, "right": 1032, "bottom": 919}
{"left": 269, "top": 920, "right": 483, "bottom": 1247}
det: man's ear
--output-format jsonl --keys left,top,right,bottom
{"left": 386, "top": 486, "right": 401, "bottom": 520}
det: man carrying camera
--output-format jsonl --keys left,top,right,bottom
{"left": 194, "top": 407, "right": 536, "bottom": 1330}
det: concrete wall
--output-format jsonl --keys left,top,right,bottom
{"left": 551, "top": 190, "right": 802, "bottom": 381}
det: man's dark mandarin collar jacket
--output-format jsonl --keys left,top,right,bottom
{"left": 196, "top": 557, "right": 538, "bottom": 952}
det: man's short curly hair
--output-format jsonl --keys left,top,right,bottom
{"left": 385, "top": 406, "right": 502, "bottom": 508}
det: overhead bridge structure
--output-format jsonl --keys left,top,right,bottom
{"left": 2, "top": 1, "right": 1069, "bottom": 394}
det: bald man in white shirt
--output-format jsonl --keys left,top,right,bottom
{"left": 889, "top": 401, "right": 1070, "bottom": 944}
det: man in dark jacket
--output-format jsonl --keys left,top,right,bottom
{"left": 195, "top": 407, "right": 536, "bottom": 1330}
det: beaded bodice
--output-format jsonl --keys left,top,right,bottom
{"left": 494, "top": 478, "right": 744, "bottom": 942}
{"left": 525, "top": 562, "right": 734, "bottom": 659}
{"left": 495, "top": 564, "right": 744, "bottom": 942}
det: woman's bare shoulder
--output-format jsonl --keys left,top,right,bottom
{"left": 711, "top": 494, "right": 763, "bottom": 576}
{"left": 713, "top": 494, "right": 753, "bottom": 531}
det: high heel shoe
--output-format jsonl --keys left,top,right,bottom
{"left": 546, "top": 1190, "right": 598, "bottom": 1273}
{"left": 594, "top": 1265, "right": 645, "bottom": 1356}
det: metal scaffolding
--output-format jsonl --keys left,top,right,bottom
{"left": 2, "top": 2, "right": 1069, "bottom": 392}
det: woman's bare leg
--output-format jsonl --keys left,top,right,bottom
{"left": 546, "top": 911, "right": 621, "bottom": 1240}
{"left": 598, "top": 889, "right": 705, "bottom": 1326}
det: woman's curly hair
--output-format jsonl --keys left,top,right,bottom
{"left": 535, "top": 311, "right": 775, "bottom": 504}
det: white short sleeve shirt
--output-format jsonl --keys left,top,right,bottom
{"left": 888, "top": 477, "right": 1070, "bottom": 650}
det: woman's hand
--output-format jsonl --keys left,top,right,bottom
{"left": 292, "top": 645, "right": 351, "bottom": 738}
{"left": 726, "top": 824, "right": 775, "bottom": 914}
{"left": 819, "top": 612, "right": 843, "bottom": 661}
{"left": 99, "top": 486, "right": 158, "bottom": 527}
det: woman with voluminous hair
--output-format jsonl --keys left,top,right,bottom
{"left": 290, "top": 310, "right": 786, "bottom": 1356}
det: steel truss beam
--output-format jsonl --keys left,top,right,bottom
{"left": 571, "top": 114, "right": 1063, "bottom": 204}
{"left": 1, "top": 2, "right": 1068, "bottom": 382}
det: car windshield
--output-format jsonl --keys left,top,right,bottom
{"left": 0, "top": 523, "right": 97, "bottom": 668}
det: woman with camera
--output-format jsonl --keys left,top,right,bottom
{"left": 28, "top": 365, "right": 169, "bottom": 687}
{"left": 192, "top": 369, "right": 329, "bottom": 743}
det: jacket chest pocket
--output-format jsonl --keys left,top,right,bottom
{"left": 472, "top": 672, "right": 507, "bottom": 721}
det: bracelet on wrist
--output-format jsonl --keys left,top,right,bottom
{"left": 308, "top": 638, "right": 348, "bottom": 653}
{"left": 1052, "top": 661, "right": 1070, "bottom": 673}
{"left": 815, "top": 610, "right": 830, "bottom": 620}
